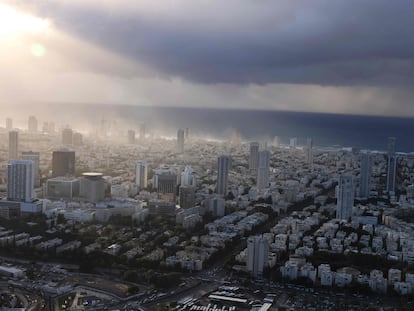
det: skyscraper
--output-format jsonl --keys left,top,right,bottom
{"left": 185, "top": 128, "right": 190, "bottom": 140}
{"left": 52, "top": 150, "right": 75, "bottom": 177}
{"left": 139, "top": 124, "right": 146, "bottom": 140}
{"left": 249, "top": 142, "right": 259, "bottom": 174}
{"left": 359, "top": 152, "right": 371, "bottom": 198}
{"left": 22, "top": 151, "right": 40, "bottom": 187}
{"left": 257, "top": 150, "right": 270, "bottom": 190}
{"left": 8, "top": 131, "right": 18, "bottom": 160}
{"left": 181, "top": 166, "right": 196, "bottom": 187}
{"left": 177, "top": 128, "right": 185, "bottom": 153}
{"left": 6, "top": 118, "right": 12, "bottom": 130}
{"left": 179, "top": 185, "right": 195, "bottom": 209}
{"left": 7, "top": 160, "right": 34, "bottom": 203}
{"left": 28, "top": 115, "right": 38, "bottom": 132}
{"left": 305, "top": 138, "right": 313, "bottom": 166}
{"left": 135, "top": 160, "right": 148, "bottom": 190}
{"left": 154, "top": 170, "right": 177, "bottom": 202}
{"left": 336, "top": 174, "right": 354, "bottom": 220}
{"left": 247, "top": 235, "right": 269, "bottom": 277}
{"left": 128, "top": 130, "right": 135, "bottom": 144}
{"left": 73, "top": 132, "right": 83, "bottom": 146}
{"left": 386, "top": 137, "right": 397, "bottom": 193}
{"left": 289, "top": 137, "right": 297, "bottom": 148}
{"left": 62, "top": 128, "right": 73, "bottom": 146}
{"left": 217, "top": 155, "right": 231, "bottom": 196}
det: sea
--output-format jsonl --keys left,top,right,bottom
{"left": 8, "top": 103, "right": 414, "bottom": 152}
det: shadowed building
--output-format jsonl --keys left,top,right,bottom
{"left": 52, "top": 149, "right": 75, "bottom": 177}
{"left": 336, "top": 174, "right": 354, "bottom": 220}
{"left": 22, "top": 151, "right": 40, "bottom": 187}
{"left": 217, "top": 155, "right": 231, "bottom": 196}
{"left": 359, "top": 152, "right": 371, "bottom": 198}
{"left": 80, "top": 172, "right": 105, "bottom": 203}
{"left": 249, "top": 142, "right": 259, "bottom": 175}
{"left": 386, "top": 137, "right": 397, "bottom": 193}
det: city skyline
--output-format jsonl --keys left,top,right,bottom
{"left": 1, "top": 1, "right": 414, "bottom": 309}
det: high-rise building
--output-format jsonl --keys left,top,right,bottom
{"left": 359, "top": 152, "right": 371, "bottom": 198}
{"left": 179, "top": 185, "right": 195, "bottom": 209}
{"left": 257, "top": 150, "right": 270, "bottom": 190}
{"left": 62, "top": 128, "right": 73, "bottom": 146}
{"left": 46, "top": 177, "right": 80, "bottom": 200}
{"left": 289, "top": 137, "right": 297, "bottom": 148}
{"left": 177, "top": 128, "right": 185, "bottom": 153}
{"left": 21, "top": 151, "right": 40, "bottom": 187}
{"left": 249, "top": 142, "right": 259, "bottom": 174}
{"left": 73, "top": 132, "right": 83, "bottom": 146}
{"left": 135, "top": 160, "right": 148, "bottom": 190}
{"left": 247, "top": 235, "right": 269, "bottom": 277}
{"left": 80, "top": 172, "right": 105, "bottom": 203}
{"left": 128, "top": 130, "right": 135, "bottom": 144}
{"left": 305, "top": 138, "right": 313, "bottom": 166}
{"left": 217, "top": 155, "right": 231, "bottom": 196}
{"left": 139, "top": 124, "right": 146, "bottom": 140}
{"left": 6, "top": 118, "right": 12, "bottom": 130}
{"left": 231, "top": 129, "right": 241, "bottom": 145}
{"left": 7, "top": 160, "right": 34, "bottom": 203}
{"left": 153, "top": 167, "right": 177, "bottom": 202}
{"left": 336, "top": 174, "right": 354, "bottom": 220}
{"left": 52, "top": 150, "right": 75, "bottom": 177}
{"left": 185, "top": 128, "right": 190, "bottom": 140}
{"left": 181, "top": 166, "right": 196, "bottom": 187}
{"left": 206, "top": 195, "right": 225, "bottom": 217}
{"left": 386, "top": 137, "right": 397, "bottom": 193}
{"left": 28, "top": 116, "right": 38, "bottom": 132}
{"left": 273, "top": 136, "right": 280, "bottom": 147}
{"left": 8, "top": 131, "right": 18, "bottom": 160}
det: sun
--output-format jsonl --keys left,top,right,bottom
{"left": 0, "top": 4, "right": 50, "bottom": 37}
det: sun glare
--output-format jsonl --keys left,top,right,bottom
{"left": 31, "top": 43, "right": 46, "bottom": 57}
{"left": 0, "top": 4, "right": 50, "bottom": 37}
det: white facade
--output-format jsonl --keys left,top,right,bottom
{"left": 135, "top": 160, "right": 148, "bottom": 190}
{"left": 7, "top": 160, "right": 34, "bottom": 203}
{"left": 181, "top": 166, "right": 196, "bottom": 187}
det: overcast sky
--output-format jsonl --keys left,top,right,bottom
{"left": 2, "top": 0, "right": 414, "bottom": 116}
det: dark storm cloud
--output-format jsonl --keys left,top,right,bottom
{"left": 11, "top": 0, "right": 414, "bottom": 85}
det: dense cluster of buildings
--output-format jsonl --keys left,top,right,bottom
{"left": 1, "top": 115, "right": 414, "bottom": 299}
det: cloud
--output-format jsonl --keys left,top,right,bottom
{"left": 10, "top": 0, "right": 414, "bottom": 86}
{"left": 2, "top": 1, "right": 414, "bottom": 117}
